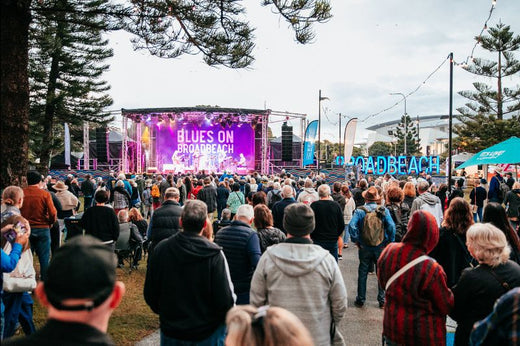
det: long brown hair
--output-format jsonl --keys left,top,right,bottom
{"left": 254, "top": 204, "right": 273, "bottom": 229}
{"left": 442, "top": 197, "right": 474, "bottom": 235}
{"left": 128, "top": 207, "right": 143, "bottom": 222}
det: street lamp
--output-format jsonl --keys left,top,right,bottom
{"left": 390, "top": 92, "right": 408, "bottom": 155}
{"left": 317, "top": 89, "right": 329, "bottom": 175}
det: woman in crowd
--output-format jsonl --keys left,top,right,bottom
{"left": 483, "top": 202, "right": 520, "bottom": 264}
{"left": 81, "top": 190, "right": 119, "bottom": 250}
{"left": 377, "top": 210, "right": 454, "bottom": 346}
{"left": 216, "top": 181, "right": 230, "bottom": 219}
{"left": 227, "top": 183, "right": 245, "bottom": 219}
{"left": 503, "top": 181, "right": 520, "bottom": 231}
{"left": 385, "top": 186, "right": 409, "bottom": 242}
{"left": 225, "top": 305, "right": 313, "bottom": 346}
{"left": 117, "top": 209, "right": 144, "bottom": 269}
{"left": 402, "top": 182, "right": 416, "bottom": 212}
{"left": 111, "top": 180, "right": 131, "bottom": 215}
{"left": 176, "top": 177, "right": 186, "bottom": 206}
{"left": 469, "top": 178, "right": 488, "bottom": 222}
{"left": 251, "top": 191, "right": 267, "bottom": 207}
{"left": 128, "top": 207, "right": 148, "bottom": 240}
{"left": 435, "top": 183, "right": 448, "bottom": 212}
{"left": 339, "top": 184, "right": 355, "bottom": 254}
{"left": 253, "top": 204, "right": 286, "bottom": 253}
{"left": 451, "top": 223, "right": 520, "bottom": 346}
{"left": 184, "top": 176, "right": 193, "bottom": 200}
{"left": 53, "top": 180, "right": 79, "bottom": 223}
{"left": 129, "top": 179, "right": 141, "bottom": 208}
{"left": 430, "top": 197, "right": 476, "bottom": 288}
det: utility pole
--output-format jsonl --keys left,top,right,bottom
{"left": 448, "top": 52, "right": 454, "bottom": 193}
{"left": 339, "top": 113, "right": 342, "bottom": 164}
{"left": 390, "top": 92, "right": 408, "bottom": 155}
{"left": 317, "top": 90, "right": 329, "bottom": 175}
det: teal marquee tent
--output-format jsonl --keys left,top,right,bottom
{"left": 456, "top": 136, "right": 520, "bottom": 169}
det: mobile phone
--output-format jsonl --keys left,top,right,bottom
{"left": 3, "top": 229, "right": 17, "bottom": 243}
{"left": 13, "top": 221, "right": 26, "bottom": 235}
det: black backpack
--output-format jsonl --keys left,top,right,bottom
{"left": 269, "top": 191, "right": 282, "bottom": 209}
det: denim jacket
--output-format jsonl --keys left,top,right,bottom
{"left": 348, "top": 202, "right": 396, "bottom": 247}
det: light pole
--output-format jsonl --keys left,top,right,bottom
{"left": 317, "top": 89, "right": 329, "bottom": 175}
{"left": 390, "top": 92, "right": 408, "bottom": 155}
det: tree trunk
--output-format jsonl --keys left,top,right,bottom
{"left": 0, "top": 0, "right": 31, "bottom": 188}
{"left": 497, "top": 50, "right": 503, "bottom": 120}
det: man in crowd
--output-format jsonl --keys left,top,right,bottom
{"left": 80, "top": 174, "right": 95, "bottom": 210}
{"left": 250, "top": 203, "right": 347, "bottom": 345}
{"left": 271, "top": 185, "right": 297, "bottom": 233}
{"left": 351, "top": 178, "right": 368, "bottom": 207}
{"left": 505, "top": 172, "right": 515, "bottom": 190}
{"left": 310, "top": 184, "right": 345, "bottom": 261}
{"left": 410, "top": 180, "right": 444, "bottom": 227}
{"left": 5, "top": 236, "right": 125, "bottom": 345}
{"left": 214, "top": 204, "right": 261, "bottom": 305}
{"left": 147, "top": 187, "right": 182, "bottom": 256}
{"left": 20, "top": 171, "right": 57, "bottom": 281}
{"left": 447, "top": 178, "right": 465, "bottom": 207}
{"left": 197, "top": 177, "right": 217, "bottom": 222}
{"left": 488, "top": 167, "right": 505, "bottom": 203}
{"left": 349, "top": 186, "right": 395, "bottom": 309}
{"left": 296, "top": 178, "right": 319, "bottom": 205}
{"left": 144, "top": 200, "right": 235, "bottom": 345}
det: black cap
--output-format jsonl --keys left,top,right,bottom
{"left": 44, "top": 236, "right": 117, "bottom": 311}
{"left": 283, "top": 203, "right": 315, "bottom": 237}
{"left": 27, "top": 170, "right": 42, "bottom": 185}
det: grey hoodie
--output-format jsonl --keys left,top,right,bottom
{"left": 250, "top": 242, "right": 347, "bottom": 346}
{"left": 410, "top": 192, "right": 443, "bottom": 226}
{"left": 297, "top": 187, "right": 319, "bottom": 204}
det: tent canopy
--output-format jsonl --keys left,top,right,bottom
{"left": 456, "top": 136, "right": 520, "bottom": 169}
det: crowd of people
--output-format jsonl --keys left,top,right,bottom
{"left": 1, "top": 167, "right": 519, "bottom": 345}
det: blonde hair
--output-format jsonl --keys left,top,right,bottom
{"left": 226, "top": 305, "right": 313, "bottom": 346}
{"left": 2, "top": 186, "right": 23, "bottom": 206}
{"left": 466, "top": 223, "right": 511, "bottom": 267}
{"left": 513, "top": 182, "right": 520, "bottom": 190}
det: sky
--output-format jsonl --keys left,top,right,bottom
{"left": 104, "top": 0, "right": 520, "bottom": 142}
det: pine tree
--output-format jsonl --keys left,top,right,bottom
{"left": 394, "top": 115, "right": 421, "bottom": 155}
{"left": 29, "top": 0, "right": 114, "bottom": 172}
{"left": 368, "top": 141, "right": 393, "bottom": 157}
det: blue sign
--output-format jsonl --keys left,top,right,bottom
{"left": 341, "top": 155, "right": 440, "bottom": 175}
{"left": 303, "top": 120, "right": 319, "bottom": 166}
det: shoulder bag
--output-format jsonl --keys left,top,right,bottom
{"left": 385, "top": 255, "right": 430, "bottom": 290}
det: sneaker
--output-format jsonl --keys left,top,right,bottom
{"left": 338, "top": 254, "right": 343, "bottom": 260}
{"left": 343, "top": 244, "right": 349, "bottom": 248}
{"left": 379, "top": 301, "right": 385, "bottom": 309}
{"left": 354, "top": 300, "right": 364, "bottom": 308}
{"left": 368, "top": 271, "right": 376, "bottom": 275}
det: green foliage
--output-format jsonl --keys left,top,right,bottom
{"left": 394, "top": 115, "right": 421, "bottom": 155}
{"left": 368, "top": 141, "right": 393, "bottom": 156}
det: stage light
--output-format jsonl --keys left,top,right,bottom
{"left": 239, "top": 114, "right": 247, "bottom": 122}
{"left": 146, "top": 115, "right": 151, "bottom": 122}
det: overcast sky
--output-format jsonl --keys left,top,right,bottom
{"left": 105, "top": 0, "right": 520, "bottom": 142}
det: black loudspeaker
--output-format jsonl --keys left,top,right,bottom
{"left": 281, "top": 123, "right": 293, "bottom": 161}
{"left": 96, "top": 127, "right": 108, "bottom": 162}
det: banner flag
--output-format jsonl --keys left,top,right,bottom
{"left": 64, "top": 122, "right": 71, "bottom": 166}
{"left": 343, "top": 118, "right": 358, "bottom": 166}
{"left": 303, "top": 120, "right": 319, "bottom": 166}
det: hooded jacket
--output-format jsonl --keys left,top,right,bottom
{"left": 144, "top": 231, "right": 235, "bottom": 341}
{"left": 250, "top": 240, "right": 347, "bottom": 346}
{"left": 377, "top": 211, "right": 454, "bottom": 346}
{"left": 410, "top": 192, "right": 443, "bottom": 226}
{"left": 504, "top": 188, "right": 520, "bottom": 219}
{"left": 296, "top": 187, "right": 319, "bottom": 204}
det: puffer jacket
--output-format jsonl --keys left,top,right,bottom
{"left": 256, "top": 227, "right": 286, "bottom": 253}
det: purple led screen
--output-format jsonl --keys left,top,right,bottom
{"left": 155, "top": 122, "right": 255, "bottom": 173}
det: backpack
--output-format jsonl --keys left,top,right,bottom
{"left": 420, "top": 202, "right": 443, "bottom": 227}
{"left": 498, "top": 180, "right": 510, "bottom": 200}
{"left": 358, "top": 206, "right": 386, "bottom": 246}
{"left": 269, "top": 191, "right": 282, "bottom": 209}
{"left": 151, "top": 184, "right": 160, "bottom": 198}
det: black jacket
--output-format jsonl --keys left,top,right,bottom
{"left": 197, "top": 185, "right": 217, "bottom": 212}
{"left": 81, "top": 205, "right": 119, "bottom": 242}
{"left": 469, "top": 186, "right": 487, "bottom": 208}
{"left": 80, "top": 179, "right": 95, "bottom": 197}
{"left": 451, "top": 261, "right": 520, "bottom": 346}
{"left": 148, "top": 200, "right": 182, "bottom": 254}
{"left": 216, "top": 186, "right": 230, "bottom": 209}
{"left": 310, "top": 199, "right": 345, "bottom": 242}
{"left": 144, "top": 232, "right": 234, "bottom": 341}
{"left": 271, "top": 198, "right": 297, "bottom": 233}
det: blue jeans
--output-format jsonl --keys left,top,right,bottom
{"left": 30, "top": 228, "right": 51, "bottom": 281}
{"left": 342, "top": 225, "right": 350, "bottom": 244}
{"left": 314, "top": 240, "right": 338, "bottom": 262}
{"left": 473, "top": 207, "right": 483, "bottom": 222}
{"left": 160, "top": 325, "right": 226, "bottom": 346}
{"left": 2, "top": 292, "right": 35, "bottom": 338}
{"left": 356, "top": 245, "right": 385, "bottom": 304}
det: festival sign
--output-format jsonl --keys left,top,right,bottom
{"left": 303, "top": 120, "right": 319, "bottom": 166}
{"left": 342, "top": 155, "right": 441, "bottom": 175}
{"left": 155, "top": 122, "right": 255, "bottom": 173}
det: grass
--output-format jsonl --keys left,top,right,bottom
{"left": 32, "top": 260, "right": 159, "bottom": 345}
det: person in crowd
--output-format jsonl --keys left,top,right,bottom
{"left": 128, "top": 207, "right": 148, "bottom": 240}
{"left": 225, "top": 305, "right": 314, "bottom": 346}
{"left": 296, "top": 178, "right": 319, "bottom": 205}
{"left": 226, "top": 182, "right": 245, "bottom": 219}
{"left": 386, "top": 186, "right": 410, "bottom": 242}
{"left": 266, "top": 182, "right": 282, "bottom": 210}
{"left": 482, "top": 202, "right": 520, "bottom": 264}
{"left": 451, "top": 223, "right": 520, "bottom": 346}
{"left": 68, "top": 177, "right": 81, "bottom": 198}
{"left": 1, "top": 186, "right": 24, "bottom": 219}
{"left": 80, "top": 174, "right": 95, "bottom": 210}
{"left": 216, "top": 182, "right": 230, "bottom": 219}
{"left": 117, "top": 210, "right": 144, "bottom": 269}
{"left": 448, "top": 178, "right": 465, "bottom": 207}
{"left": 213, "top": 208, "right": 232, "bottom": 236}
{"left": 248, "top": 178, "right": 258, "bottom": 194}
{"left": 41, "top": 183, "right": 62, "bottom": 256}
{"left": 214, "top": 204, "right": 261, "bottom": 304}
{"left": 176, "top": 176, "right": 186, "bottom": 206}
{"left": 52, "top": 180, "right": 79, "bottom": 232}
{"left": 339, "top": 184, "right": 355, "bottom": 254}
{"left": 110, "top": 180, "right": 131, "bottom": 215}
{"left": 4, "top": 236, "right": 126, "bottom": 346}
{"left": 504, "top": 172, "right": 515, "bottom": 190}
{"left": 402, "top": 181, "right": 416, "bottom": 210}
{"left": 351, "top": 178, "right": 368, "bottom": 207}
{"left": 271, "top": 185, "right": 297, "bottom": 233}
{"left": 488, "top": 167, "right": 505, "bottom": 203}
{"left": 117, "top": 173, "right": 132, "bottom": 197}
{"left": 147, "top": 187, "right": 182, "bottom": 256}
{"left": 253, "top": 204, "right": 286, "bottom": 253}
{"left": 144, "top": 200, "right": 235, "bottom": 345}
{"left": 250, "top": 203, "right": 347, "bottom": 345}
{"left": 191, "top": 179, "right": 203, "bottom": 199}
{"left": 470, "top": 178, "right": 488, "bottom": 222}
{"left": 469, "top": 287, "right": 520, "bottom": 346}
{"left": 349, "top": 186, "right": 396, "bottom": 308}
{"left": 81, "top": 189, "right": 119, "bottom": 249}
{"left": 20, "top": 170, "right": 57, "bottom": 282}
{"left": 141, "top": 182, "right": 152, "bottom": 220}
{"left": 197, "top": 177, "right": 218, "bottom": 222}
{"left": 183, "top": 176, "right": 193, "bottom": 200}
{"left": 434, "top": 183, "right": 448, "bottom": 212}
{"left": 332, "top": 182, "right": 346, "bottom": 211}
{"left": 310, "top": 184, "right": 345, "bottom": 261}
{"left": 430, "top": 197, "right": 475, "bottom": 288}
{"left": 503, "top": 181, "right": 520, "bottom": 231}
{"left": 377, "top": 210, "right": 454, "bottom": 346}
{"left": 129, "top": 179, "right": 141, "bottom": 208}
{"left": 251, "top": 191, "right": 267, "bottom": 207}
{"left": 410, "top": 180, "right": 443, "bottom": 227}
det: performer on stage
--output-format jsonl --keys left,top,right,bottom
{"left": 238, "top": 153, "right": 246, "bottom": 167}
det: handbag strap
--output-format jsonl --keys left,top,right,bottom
{"left": 454, "top": 233, "right": 477, "bottom": 267}
{"left": 385, "top": 255, "right": 429, "bottom": 290}
{"left": 484, "top": 266, "right": 511, "bottom": 293}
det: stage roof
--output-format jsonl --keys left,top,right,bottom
{"left": 121, "top": 106, "right": 270, "bottom": 117}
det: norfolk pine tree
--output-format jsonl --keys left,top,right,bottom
{"left": 394, "top": 114, "right": 421, "bottom": 155}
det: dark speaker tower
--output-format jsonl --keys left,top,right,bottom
{"left": 96, "top": 127, "right": 108, "bottom": 162}
{"left": 281, "top": 122, "right": 293, "bottom": 162}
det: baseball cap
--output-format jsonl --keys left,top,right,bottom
{"left": 44, "top": 236, "right": 117, "bottom": 311}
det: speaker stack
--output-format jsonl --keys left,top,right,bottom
{"left": 281, "top": 122, "right": 293, "bottom": 162}
{"left": 96, "top": 127, "right": 108, "bottom": 162}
